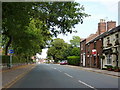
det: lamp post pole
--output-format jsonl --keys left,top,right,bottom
{"left": 10, "top": 54, "right": 12, "bottom": 68}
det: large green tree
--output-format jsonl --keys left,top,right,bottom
{"left": 12, "top": 19, "right": 51, "bottom": 61}
{"left": 47, "top": 38, "right": 68, "bottom": 62}
{"left": 2, "top": 2, "right": 88, "bottom": 62}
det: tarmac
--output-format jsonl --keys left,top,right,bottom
{"left": 1, "top": 63, "right": 120, "bottom": 89}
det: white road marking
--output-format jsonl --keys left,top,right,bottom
{"left": 78, "top": 80, "right": 97, "bottom": 90}
{"left": 58, "top": 70, "right": 62, "bottom": 72}
{"left": 54, "top": 68, "right": 56, "bottom": 69}
{"left": 64, "top": 73, "right": 73, "bottom": 78}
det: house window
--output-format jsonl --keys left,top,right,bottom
{"left": 107, "top": 37, "right": 110, "bottom": 44}
{"left": 107, "top": 54, "right": 112, "bottom": 64}
{"left": 115, "top": 34, "right": 119, "bottom": 45}
{"left": 81, "top": 44, "right": 83, "bottom": 50}
{"left": 115, "top": 34, "right": 119, "bottom": 39}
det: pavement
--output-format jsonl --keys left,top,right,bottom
{"left": 2, "top": 63, "right": 36, "bottom": 89}
{"left": 1, "top": 64, "right": 120, "bottom": 89}
{"left": 65, "top": 65, "right": 120, "bottom": 77}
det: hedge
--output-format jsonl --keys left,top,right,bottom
{"left": 1, "top": 55, "right": 29, "bottom": 64}
{"left": 67, "top": 56, "right": 80, "bottom": 66}
{"left": 2, "top": 55, "right": 10, "bottom": 63}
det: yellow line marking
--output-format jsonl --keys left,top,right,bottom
{"left": 3, "top": 64, "right": 36, "bottom": 89}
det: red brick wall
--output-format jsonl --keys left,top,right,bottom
{"left": 107, "top": 21, "right": 116, "bottom": 31}
{"left": 96, "top": 39, "right": 103, "bottom": 68}
{"left": 85, "top": 44, "right": 90, "bottom": 67}
{"left": 86, "top": 39, "right": 103, "bottom": 68}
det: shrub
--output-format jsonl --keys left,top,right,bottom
{"left": 12, "top": 56, "right": 20, "bottom": 64}
{"left": 105, "top": 65, "right": 113, "bottom": 68}
{"left": 113, "top": 66, "right": 119, "bottom": 70}
{"left": 113, "top": 66, "right": 120, "bottom": 72}
{"left": 67, "top": 56, "right": 80, "bottom": 66}
{"left": 105, "top": 65, "right": 113, "bottom": 71}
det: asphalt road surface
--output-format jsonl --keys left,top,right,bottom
{"left": 10, "top": 64, "right": 119, "bottom": 89}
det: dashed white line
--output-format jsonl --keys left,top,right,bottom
{"left": 64, "top": 73, "right": 73, "bottom": 78}
{"left": 54, "top": 68, "right": 56, "bottom": 69}
{"left": 58, "top": 70, "right": 62, "bottom": 72}
{"left": 78, "top": 80, "right": 97, "bottom": 90}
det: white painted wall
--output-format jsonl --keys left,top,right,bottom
{"left": 103, "top": 31, "right": 120, "bottom": 68}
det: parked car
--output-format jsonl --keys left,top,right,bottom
{"left": 60, "top": 60, "right": 68, "bottom": 65}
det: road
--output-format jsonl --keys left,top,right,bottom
{"left": 10, "top": 64, "right": 119, "bottom": 89}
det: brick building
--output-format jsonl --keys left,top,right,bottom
{"left": 80, "top": 19, "right": 116, "bottom": 69}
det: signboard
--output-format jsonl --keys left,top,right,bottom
{"left": 9, "top": 49, "right": 14, "bottom": 54}
{"left": 92, "top": 49, "right": 97, "bottom": 56}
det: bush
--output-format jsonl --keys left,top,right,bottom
{"left": 105, "top": 65, "right": 113, "bottom": 71}
{"left": 12, "top": 55, "right": 20, "bottom": 64}
{"left": 67, "top": 56, "right": 80, "bottom": 66}
{"left": 113, "top": 66, "right": 119, "bottom": 70}
{"left": 1, "top": 55, "right": 34, "bottom": 65}
{"left": 105, "top": 65, "right": 113, "bottom": 68}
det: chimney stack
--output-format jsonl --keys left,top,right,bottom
{"left": 107, "top": 21, "right": 116, "bottom": 31}
{"left": 98, "top": 19, "right": 106, "bottom": 35}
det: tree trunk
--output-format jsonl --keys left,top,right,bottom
{"left": 5, "top": 37, "right": 12, "bottom": 55}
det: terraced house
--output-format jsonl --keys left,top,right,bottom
{"left": 102, "top": 25, "right": 120, "bottom": 69}
{"left": 80, "top": 19, "right": 120, "bottom": 70}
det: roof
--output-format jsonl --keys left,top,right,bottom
{"left": 86, "top": 25, "right": 120, "bottom": 44}
{"left": 80, "top": 38, "right": 86, "bottom": 42}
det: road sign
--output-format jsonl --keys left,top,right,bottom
{"left": 92, "top": 49, "right": 97, "bottom": 56}
{"left": 9, "top": 49, "right": 14, "bottom": 54}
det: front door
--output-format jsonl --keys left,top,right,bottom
{"left": 83, "top": 54, "right": 86, "bottom": 66}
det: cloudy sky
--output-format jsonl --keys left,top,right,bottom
{"left": 57, "top": 0, "right": 119, "bottom": 43}
{"left": 40, "top": 0, "right": 120, "bottom": 58}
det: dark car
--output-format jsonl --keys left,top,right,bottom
{"left": 60, "top": 60, "right": 68, "bottom": 65}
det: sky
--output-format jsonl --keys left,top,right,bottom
{"left": 41, "top": 0, "right": 120, "bottom": 58}
{"left": 56, "top": 0, "right": 119, "bottom": 43}
{"left": 36, "top": 48, "right": 48, "bottom": 59}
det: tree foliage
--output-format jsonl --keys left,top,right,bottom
{"left": 2, "top": 2, "right": 88, "bottom": 63}
{"left": 47, "top": 38, "right": 68, "bottom": 62}
{"left": 47, "top": 36, "right": 81, "bottom": 62}
{"left": 32, "top": 2, "right": 89, "bottom": 36}
{"left": 70, "top": 36, "right": 80, "bottom": 47}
